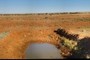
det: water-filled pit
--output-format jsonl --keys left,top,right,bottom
{"left": 25, "top": 43, "right": 63, "bottom": 59}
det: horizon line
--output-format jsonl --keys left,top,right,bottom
{"left": 0, "top": 12, "right": 90, "bottom": 14}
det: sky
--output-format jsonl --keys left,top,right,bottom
{"left": 0, "top": 0, "right": 90, "bottom": 13}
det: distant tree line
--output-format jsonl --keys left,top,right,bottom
{"left": 0, "top": 12, "right": 90, "bottom": 16}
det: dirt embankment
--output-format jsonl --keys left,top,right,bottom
{"left": 0, "top": 28, "right": 60, "bottom": 59}
{"left": 0, "top": 14, "right": 90, "bottom": 59}
{"left": 55, "top": 28, "right": 90, "bottom": 59}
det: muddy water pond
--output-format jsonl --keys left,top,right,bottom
{"left": 25, "top": 43, "right": 63, "bottom": 59}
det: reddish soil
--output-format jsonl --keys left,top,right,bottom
{"left": 0, "top": 14, "right": 90, "bottom": 59}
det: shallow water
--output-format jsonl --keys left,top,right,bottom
{"left": 25, "top": 43, "right": 63, "bottom": 59}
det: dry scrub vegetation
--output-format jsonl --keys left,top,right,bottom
{"left": 0, "top": 13, "right": 90, "bottom": 59}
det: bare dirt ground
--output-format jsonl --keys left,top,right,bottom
{"left": 0, "top": 14, "right": 90, "bottom": 59}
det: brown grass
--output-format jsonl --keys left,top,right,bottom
{"left": 0, "top": 13, "right": 90, "bottom": 59}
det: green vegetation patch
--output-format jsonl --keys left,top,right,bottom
{"left": 0, "top": 31, "right": 9, "bottom": 39}
{"left": 60, "top": 37, "right": 78, "bottom": 50}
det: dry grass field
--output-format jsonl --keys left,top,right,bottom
{"left": 0, "top": 13, "right": 90, "bottom": 59}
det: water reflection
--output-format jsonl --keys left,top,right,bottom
{"left": 25, "top": 43, "right": 63, "bottom": 59}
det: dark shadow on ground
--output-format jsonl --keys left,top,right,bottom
{"left": 68, "top": 37, "right": 90, "bottom": 58}
{"left": 54, "top": 28, "right": 90, "bottom": 59}
{"left": 54, "top": 29, "right": 79, "bottom": 41}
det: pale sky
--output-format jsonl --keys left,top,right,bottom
{"left": 0, "top": 0, "right": 90, "bottom": 13}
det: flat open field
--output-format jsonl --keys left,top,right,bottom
{"left": 0, "top": 13, "right": 90, "bottom": 59}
